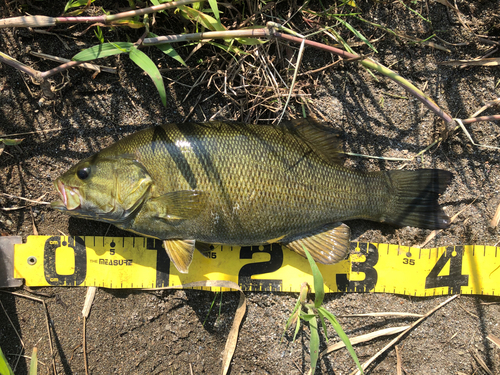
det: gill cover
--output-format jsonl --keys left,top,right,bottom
{"left": 52, "top": 154, "right": 152, "bottom": 223}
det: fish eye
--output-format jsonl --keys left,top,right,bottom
{"left": 77, "top": 167, "right": 91, "bottom": 180}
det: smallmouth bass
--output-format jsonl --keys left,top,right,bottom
{"left": 52, "top": 118, "right": 452, "bottom": 273}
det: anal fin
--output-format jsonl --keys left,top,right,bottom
{"left": 163, "top": 239, "right": 196, "bottom": 273}
{"left": 283, "top": 223, "right": 350, "bottom": 264}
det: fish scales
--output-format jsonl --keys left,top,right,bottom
{"left": 52, "top": 119, "right": 452, "bottom": 273}
{"left": 104, "top": 122, "right": 381, "bottom": 242}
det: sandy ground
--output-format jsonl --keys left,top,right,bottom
{"left": 1, "top": 1, "right": 500, "bottom": 374}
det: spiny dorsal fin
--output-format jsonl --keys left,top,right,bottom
{"left": 289, "top": 117, "right": 343, "bottom": 165}
{"left": 163, "top": 239, "right": 196, "bottom": 273}
{"left": 283, "top": 223, "right": 350, "bottom": 264}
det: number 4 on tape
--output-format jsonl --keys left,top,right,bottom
{"left": 1, "top": 236, "right": 500, "bottom": 296}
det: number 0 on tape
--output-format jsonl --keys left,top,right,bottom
{"left": 7, "top": 236, "right": 500, "bottom": 296}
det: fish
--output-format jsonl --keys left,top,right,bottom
{"left": 51, "top": 118, "right": 452, "bottom": 273}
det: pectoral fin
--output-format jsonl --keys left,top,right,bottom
{"left": 283, "top": 223, "right": 350, "bottom": 264}
{"left": 149, "top": 190, "right": 206, "bottom": 222}
{"left": 163, "top": 239, "right": 196, "bottom": 273}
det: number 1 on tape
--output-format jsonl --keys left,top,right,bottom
{"left": 12, "top": 236, "right": 500, "bottom": 296}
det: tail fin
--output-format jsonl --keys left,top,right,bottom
{"left": 382, "top": 169, "right": 452, "bottom": 229}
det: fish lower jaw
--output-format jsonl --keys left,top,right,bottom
{"left": 50, "top": 200, "right": 67, "bottom": 210}
{"left": 55, "top": 182, "right": 82, "bottom": 210}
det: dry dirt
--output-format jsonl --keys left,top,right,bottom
{"left": 1, "top": 1, "right": 500, "bottom": 374}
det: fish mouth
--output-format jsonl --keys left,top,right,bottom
{"left": 51, "top": 180, "right": 82, "bottom": 211}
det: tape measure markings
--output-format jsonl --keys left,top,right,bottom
{"left": 9, "top": 235, "right": 500, "bottom": 296}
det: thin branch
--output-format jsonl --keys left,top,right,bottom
{"left": 1, "top": 16, "right": 498, "bottom": 131}
{"left": 0, "top": 0, "right": 202, "bottom": 28}
{"left": 352, "top": 295, "right": 459, "bottom": 375}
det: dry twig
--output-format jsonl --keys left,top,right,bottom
{"left": 351, "top": 295, "right": 459, "bottom": 375}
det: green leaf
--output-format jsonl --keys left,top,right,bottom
{"left": 29, "top": 347, "right": 38, "bottom": 375}
{"left": 308, "top": 308, "right": 320, "bottom": 375}
{"left": 113, "top": 19, "right": 146, "bottom": 28}
{"left": 318, "top": 307, "right": 364, "bottom": 374}
{"left": 73, "top": 42, "right": 134, "bottom": 61}
{"left": 235, "top": 37, "right": 267, "bottom": 46}
{"left": 208, "top": 41, "right": 248, "bottom": 57}
{"left": 148, "top": 33, "right": 186, "bottom": 66}
{"left": 292, "top": 316, "right": 301, "bottom": 342}
{"left": 182, "top": 6, "right": 226, "bottom": 31}
{"left": 0, "top": 346, "right": 15, "bottom": 375}
{"left": 318, "top": 313, "right": 329, "bottom": 343}
{"left": 302, "top": 246, "right": 325, "bottom": 308}
{"left": 284, "top": 299, "right": 302, "bottom": 331}
{"left": 94, "top": 25, "right": 104, "bottom": 44}
{"left": 207, "top": 0, "right": 220, "bottom": 22}
{"left": 64, "top": 0, "right": 94, "bottom": 13}
{"left": 129, "top": 46, "right": 167, "bottom": 107}
{"left": 0, "top": 138, "right": 23, "bottom": 146}
{"left": 334, "top": 16, "right": 377, "bottom": 53}
{"left": 300, "top": 313, "right": 317, "bottom": 321}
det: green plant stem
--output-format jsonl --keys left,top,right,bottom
{"left": 145, "top": 28, "right": 454, "bottom": 127}
{"left": 0, "top": 17, "right": 493, "bottom": 129}
{"left": 274, "top": 32, "right": 454, "bottom": 126}
{"left": 463, "top": 115, "right": 500, "bottom": 124}
{"left": 143, "top": 28, "right": 271, "bottom": 45}
{"left": 0, "top": 0, "right": 202, "bottom": 28}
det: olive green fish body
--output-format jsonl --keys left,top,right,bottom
{"left": 103, "top": 123, "right": 379, "bottom": 241}
{"left": 52, "top": 119, "right": 452, "bottom": 273}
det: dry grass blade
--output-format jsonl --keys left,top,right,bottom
{"left": 0, "top": 299, "right": 25, "bottom": 371}
{"left": 0, "top": 128, "right": 63, "bottom": 138}
{"left": 351, "top": 295, "right": 458, "bottom": 375}
{"left": 469, "top": 348, "right": 494, "bottom": 375}
{"left": 395, "top": 345, "right": 402, "bottom": 375}
{"left": 82, "top": 287, "right": 97, "bottom": 375}
{"left": 439, "top": 58, "right": 500, "bottom": 67}
{"left": 1, "top": 193, "right": 50, "bottom": 205}
{"left": 30, "top": 51, "right": 117, "bottom": 74}
{"left": 453, "top": 118, "right": 500, "bottom": 150}
{"left": 82, "top": 287, "right": 97, "bottom": 319}
{"left": 0, "top": 300, "right": 25, "bottom": 347}
{"left": 143, "top": 280, "right": 245, "bottom": 375}
{"left": 84, "top": 317, "right": 89, "bottom": 375}
{"left": 435, "top": 0, "right": 455, "bottom": 9}
{"left": 0, "top": 291, "right": 57, "bottom": 375}
{"left": 471, "top": 98, "right": 500, "bottom": 118}
{"left": 277, "top": 38, "right": 305, "bottom": 123}
{"left": 487, "top": 334, "right": 500, "bottom": 349}
{"left": 321, "top": 326, "right": 410, "bottom": 356}
{"left": 489, "top": 200, "right": 500, "bottom": 229}
{"left": 30, "top": 208, "right": 38, "bottom": 236}
{"left": 339, "top": 312, "right": 423, "bottom": 318}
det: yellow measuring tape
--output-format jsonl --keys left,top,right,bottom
{"left": 11, "top": 235, "right": 500, "bottom": 296}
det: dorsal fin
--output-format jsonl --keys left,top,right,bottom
{"left": 289, "top": 117, "right": 343, "bottom": 165}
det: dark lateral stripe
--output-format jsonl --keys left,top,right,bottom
{"left": 152, "top": 126, "right": 197, "bottom": 189}
{"left": 179, "top": 123, "right": 222, "bottom": 187}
